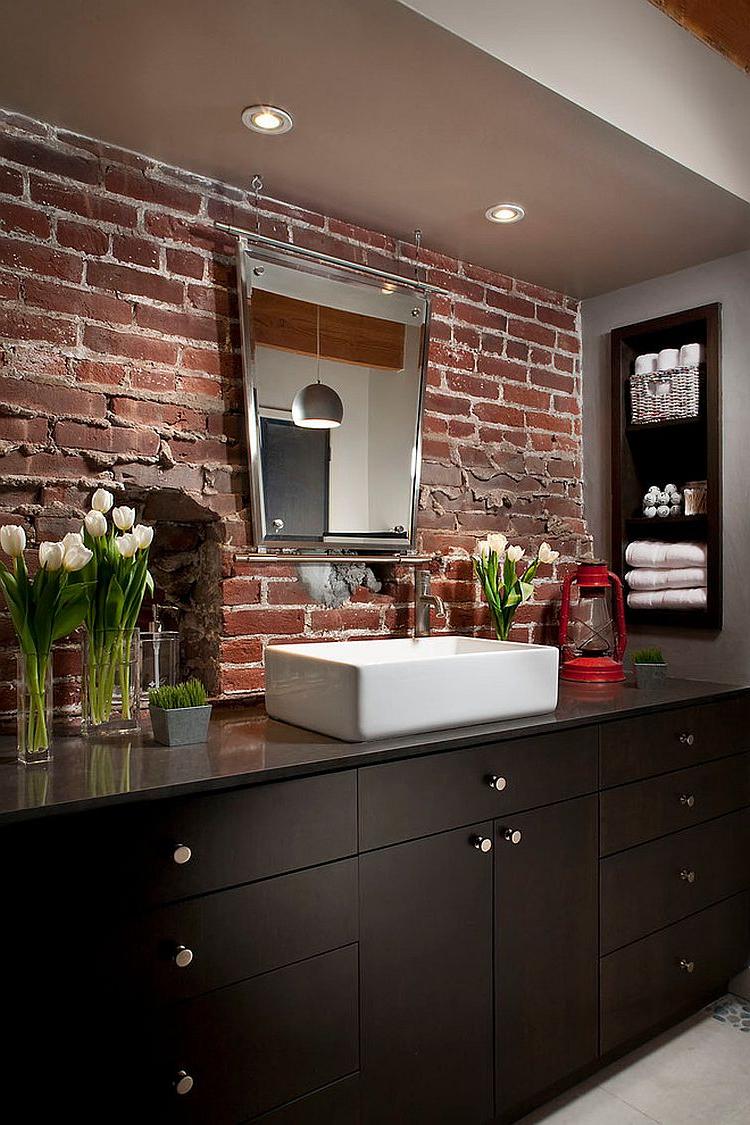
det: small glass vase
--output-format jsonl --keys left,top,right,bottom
{"left": 82, "top": 628, "right": 141, "bottom": 738}
{"left": 17, "top": 650, "right": 53, "bottom": 766}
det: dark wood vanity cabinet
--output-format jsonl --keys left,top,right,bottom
{"left": 2, "top": 690, "right": 749, "bottom": 1125}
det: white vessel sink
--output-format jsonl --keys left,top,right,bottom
{"left": 265, "top": 635, "right": 559, "bottom": 741}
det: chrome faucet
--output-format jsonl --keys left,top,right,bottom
{"left": 414, "top": 570, "right": 445, "bottom": 637}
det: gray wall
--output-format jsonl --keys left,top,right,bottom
{"left": 581, "top": 250, "right": 750, "bottom": 682}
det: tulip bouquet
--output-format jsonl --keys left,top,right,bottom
{"left": 0, "top": 525, "right": 93, "bottom": 762}
{"left": 79, "top": 489, "right": 154, "bottom": 735}
{"left": 474, "top": 534, "right": 559, "bottom": 642}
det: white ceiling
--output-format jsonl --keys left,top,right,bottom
{"left": 1, "top": 0, "right": 749, "bottom": 297}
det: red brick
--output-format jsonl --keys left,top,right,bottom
{"left": 219, "top": 638, "right": 263, "bottom": 664}
{"left": 73, "top": 360, "right": 129, "bottom": 387}
{"left": 472, "top": 402, "right": 524, "bottom": 428}
{"left": 557, "top": 333, "right": 581, "bottom": 354}
{"left": 448, "top": 419, "right": 475, "bottom": 438}
{"left": 507, "top": 319, "right": 555, "bottom": 347}
{"left": 514, "top": 279, "right": 565, "bottom": 305}
{"left": 134, "top": 303, "right": 220, "bottom": 343}
{"left": 177, "top": 375, "right": 219, "bottom": 397}
{"left": 0, "top": 416, "right": 48, "bottom": 443}
{"left": 0, "top": 201, "right": 51, "bottom": 239}
{"left": 310, "top": 608, "right": 382, "bottom": 632}
{"left": 486, "top": 291, "right": 535, "bottom": 318}
{"left": 221, "top": 577, "right": 261, "bottom": 605}
{"left": 54, "top": 420, "right": 159, "bottom": 456}
{"left": 536, "top": 305, "right": 577, "bottom": 331}
{"left": 524, "top": 411, "right": 573, "bottom": 435}
{"left": 0, "top": 134, "right": 98, "bottom": 184}
{"left": 0, "top": 235, "right": 83, "bottom": 282}
{"left": 445, "top": 372, "right": 499, "bottom": 400}
{"left": 454, "top": 302, "right": 505, "bottom": 331}
{"left": 505, "top": 340, "right": 529, "bottom": 362}
{"left": 111, "top": 396, "right": 205, "bottom": 431}
{"left": 104, "top": 167, "right": 201, "bottom": 214}
{"left": 530, "top": 367, "right": 574, "bottom": 393}
{"left": 428, "top": 341, "right": 475, "bottom": 372}
{"left": 23, "top": 278, "right": 131, "bottom": 324}
{"left": 0, "top": 168, "right": 23, "bottom": 197}
{"left": 112, "top": 234, "right": 159, "bottom": 268}
{"left": 477, "top": 355, "right": 527, "bottom": 381}
{"left": 83, "top": 325, "right": 179, "bottom": 364}
{"left": 56, "top": 219, "right": 109, "bottom": 255}
{"left": 424, "top": 391, "right": 472, "bottom": 417}
{"left": 187, "top": 284, "right": 232, "bottom": 317}
{"left": 503, "top": 384, "right": 551, "bottom": 410}
{"left": 86, "top": 260, "right": 183, "bottom": 305}
{"left": 167, "top": 248, "right": 204, "bottom": 279}
{"left": 132, "top": 368, "right": 176, "bottom": 393}
{"left": 0, "top": 308, "right": 76, "bottom": 346}
{"left": 180, "top": 347, "right": 232, "bottom": 377}
{"left": 29, "top": 175, "right": 137, "bottom": 226}
{"left": 223, "top": 608, "right": 305, "bottom": 636}
{"left": 423, "top": 414, "right": 448, "bottom": 436}
{"left": 0, "top": 272, "right": 19, "bottom": 301}
{"left": 267, "top": 581, "right": 318, "bottom": 605}
{"left": 221, "top": 666, "right": 265, "bottom": 694}
{"left": 553, "top": 393, "right": 580, "bottom": 415}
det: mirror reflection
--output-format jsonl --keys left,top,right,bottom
{"left": 241, "top": 250, "right": 429, "bottom": 551}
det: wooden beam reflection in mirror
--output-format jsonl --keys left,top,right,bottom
{"left": 251, "top": 291, "right": 406, "bottom": 371}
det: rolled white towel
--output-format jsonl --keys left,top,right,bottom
{"left": 625, "top": 540, "right": 707, "bottom": 569}
{"left": 627, "top": 588, "right": 707, "bottom": 610}
{"left": 625, "top": 566, "right": 707, "bottom": 591}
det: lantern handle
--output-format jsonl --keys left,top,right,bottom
{"left": 608, "top": 571, "right": 627, "bottom": 662}
{"left": 559, "top": 570, "right": 575, "bottom": 648}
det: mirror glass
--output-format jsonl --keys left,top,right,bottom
{"left": 238, "top": 246, "right": 430, "bottom": 551}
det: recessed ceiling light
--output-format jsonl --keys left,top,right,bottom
{"left": 485, "top": 203, "right": 525, "bottom": 224}
{"left": 241, "top": 105, "right": 294, "bottom": 135}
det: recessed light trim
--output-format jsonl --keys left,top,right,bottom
{"left": 485, "top": 202, "right": 525, "bottom": 224}
{"left": 241, "top": 105, "right": 294, "bottom": 135}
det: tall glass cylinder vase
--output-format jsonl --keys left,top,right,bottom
{"left": 17, "top": 650, "right": 53, "bottom": 766}
{"left": 82, "top": 628, "right": 141, "bottom": 738}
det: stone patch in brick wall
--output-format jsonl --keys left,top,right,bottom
{"left": 0, "top": 108, "right": 591, "bottom": 717}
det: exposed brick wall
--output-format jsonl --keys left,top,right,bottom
{"left": 0, "top": 109, "right": 591, "bottom": 716}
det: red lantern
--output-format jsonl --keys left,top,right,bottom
{"left": 559, "top": 560, "right": 627, "bottom": 683}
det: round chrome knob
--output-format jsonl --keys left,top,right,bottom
{"left": 174, "top": 1070, "right": 194, "bottom": 1096}
{"left": 679, "top": 733, "right": 695, "bottom": 746}
{"left": 472, "top": 835, "right": 492, "bottom": 853}
{"left": 680, "top": 794, "right": 695, "bottom": 808}
{"left": 174, "top": 945, "right": 194, "bottom": 969}
{"left": 680, "top": 868, "right": 696, "bottom": 884}
{"left": 173, "top": 844, "right": 192, "bottom": 866}
{"left": 679, "top": 958, "right": 695, "bottom": 974}
{"left": 503, "top": 828, "right": 522, "bottom": 845}
{"left": 487, "top": 775, "right": 507, "bottom": 792}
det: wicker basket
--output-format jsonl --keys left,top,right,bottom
{"left": 629, "top": 366, "right": 701, "bottom": 425}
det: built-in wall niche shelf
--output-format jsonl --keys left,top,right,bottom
{"left": 611, "top": 303, "right": 722, "bottom": 631}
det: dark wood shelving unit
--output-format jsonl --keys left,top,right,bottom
{"left": 611, "top": 303, "right": 722, "bottom": 630}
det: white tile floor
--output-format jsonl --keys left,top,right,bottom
{"left": 518, "top": 996, "right": 750, "bottom": 1124}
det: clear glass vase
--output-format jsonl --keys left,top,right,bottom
{"left": 82, "top": 628, "right": 141, "bottom": 738}
{"left": 17, "top": 650, "right": 53, "bottom": 766}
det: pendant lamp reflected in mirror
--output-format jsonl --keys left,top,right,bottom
{"left": 291, "top": 303, "right": 344, "bottom": 429}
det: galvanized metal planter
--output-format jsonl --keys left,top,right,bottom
{"left": 634, "top": 663, "right": 668, "bottom": 689}
{"left": 149, "top": 704, "right": 212, "bottom": 747}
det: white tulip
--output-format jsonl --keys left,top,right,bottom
{"left": 62, "top": 544, "right": 93, "bottom": 572}
{"left": 133, "top": 524, "right": 154, "bottom": 550}
{"left": 116, "top": 533, "right": 138, "bottom": 559}
{"left": 112, "top": 506, "right": 135, "bottom": 532}
{"left": 91, "top": 488, "right": 114, "bottom": 513}
{"left": 506, "top": 545, "right": 524, "bottom": 563}
{"left": 477, "top": 539, "right": 491, "bottom": 560}
{"left": 84, "top": 510, "right": 108, "bottom": 538}
{"left": 538, "top": 542, "right": 560, "bottom": 565}
{"left": 39, "top": 541, "right": 65, "bottom": 571}
{"left": 0, "top": 525, "right": 26, "bottom": 558}
{"left": 62, "top": 531, "right": 84, "bottom": 553}
{"left": 486, "top": 533, "right": 508, "bottom": 556}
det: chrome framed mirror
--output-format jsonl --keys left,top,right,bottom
{"left": 236, "top": 238, "right": 432, "bottom": 553}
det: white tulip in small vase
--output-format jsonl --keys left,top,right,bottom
{"left": 473, "top": 534, "right": 559, "bottom": 640}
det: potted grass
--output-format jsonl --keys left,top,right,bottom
{"left": 632, "top": 647, "right": 668, "bottom": 688}
{"left": 149, "top": 679, "right": 212, "bottom": 747}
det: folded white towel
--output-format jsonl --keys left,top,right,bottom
{"left": 625, "top": 540, "right": 707, "bottom": 569}
{"left": 628, "top": 588, "right": 707, "bottom": 610}
{"left": 625, "top": 566, "right": 707, "bottom": 591}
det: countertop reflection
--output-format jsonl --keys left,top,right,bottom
{"left": 1, "top": 678, "right": 747, "bottom": 824}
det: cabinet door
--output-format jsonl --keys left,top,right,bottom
{"left": 360, "top": 823, "right": 494, "bottom": 1125}
{"left": 495, "top": 796, "right": 598, "bottom": 1121}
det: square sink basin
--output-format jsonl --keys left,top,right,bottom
{"left": 265, "top": 636, "right": 559, "bottom": 741}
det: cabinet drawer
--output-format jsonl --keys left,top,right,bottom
{"left": 119, "top": 858, "right": 357, "bottom": 1005}
{"left": 156, "top": 944, "right": 359, "bottom": 1124}
{"left": 359, "top": 728, "right": 597, "bottom": 850}
{"left": 600, "top": 695, "right": 750, "bottom": 787}
{"left": 601, "top": 893, "right": 749, "bottom": 1054}
{"left": 601, "top": 808, "right": 750, "bottom": 953}
{"left": 248, "top": 1075, "right": 359, "bottom": 1124}
{"left": 601, "top": 753, "right": 750, "bottom": 855}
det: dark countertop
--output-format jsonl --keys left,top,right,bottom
{"left": 0, "top": 678, "right": 747, "bottom": 825}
